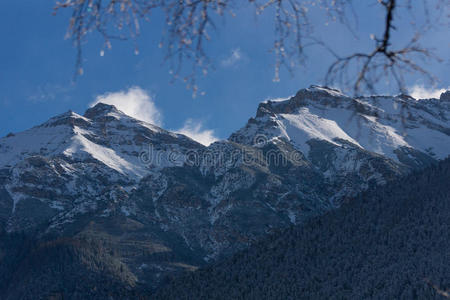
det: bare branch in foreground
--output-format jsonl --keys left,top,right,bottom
{"left": 54, "top": 0, "right": 445, "bottom": 96}
{"left": 324, "top": 0, "right": 441, "bottom": 95}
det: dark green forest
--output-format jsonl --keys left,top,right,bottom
{"left": 154, "top": 158, "right": 450, "bottom": 299}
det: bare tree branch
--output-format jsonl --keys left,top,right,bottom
{"left": 324, "top": 0, "right": 442, "bottom": 95}
{"left": 425, "top": 278, "right": 450, "bottom": 298}
{"left": 54, "top": 0, "right": 446, "bottom": 96}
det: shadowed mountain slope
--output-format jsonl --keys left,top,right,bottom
{"left": 155, "top": 158, "right": 450, "bottom": 299}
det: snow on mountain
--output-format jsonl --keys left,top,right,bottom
{"left": 275, "top": 108, "right": 363, "bottom": 155}
{"left": 0, "top": 103, "right": 203, "bottom": 231}
{"left": 230, "top": 85, "right": 450, "bottom": 164}
{"left": 0, "top": 103, "right": 203, "bottom": 178}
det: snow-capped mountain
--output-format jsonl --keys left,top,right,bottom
{"left": 0, "top": 86, "right": 449, "bottom": 290}
{"left": 0, "top": 103, "right": 202, "bottom": 175}
{"left": 231, "top": 85, "right": 450, "bottom": 165}
{"left": 0, "top": 103, "right": 203, "bottom": 232}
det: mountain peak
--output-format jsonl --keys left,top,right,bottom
{"left": 256, "top": 86, "right": 349, "bottom": 118}
{"left": 84, "top": 102, "right": 121, "bottom": 119}
{"left": 41, "top": 110, "right": 91, "bottom": 128}
{"left": 233, "top": 86, "right": 450, "bottom": 162}
{"left": 307, "top": 85, "right": 345, "bottom": 96}
{"left": 440, "top": 90, "right": 450, "bottom": 101}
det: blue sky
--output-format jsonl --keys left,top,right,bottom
{"left": 1, "top": 1, "right": 449, "bottom": 144}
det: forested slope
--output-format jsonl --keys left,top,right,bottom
{"left": 155, "top": 158, "right": 450, "bottom": 299}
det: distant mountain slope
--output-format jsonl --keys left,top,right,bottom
{"left": 0, "top": 86, "right": 449, "bottom": 296}
{"left": 231, "top": 85, "right": 450, "bottom": 164}
{"left": 0, "top": 103, "right": 203, "bottom": 232}
{"left": 154, "top": 158, "right": 450, "bottom": 299}
{"left": 0, "top": 103, "right": 201, "bottom": 175}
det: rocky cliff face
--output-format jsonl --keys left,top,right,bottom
{"left": 0, "top": 86, "right": 449, "bottom": 292}
{"left": 0, "top": 103, "right": 202, "bottom": 234}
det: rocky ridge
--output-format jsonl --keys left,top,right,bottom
{"left": 0, "top": 86, "right": 449, "bottom": 292}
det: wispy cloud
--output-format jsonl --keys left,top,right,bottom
{"left": 90, "top": 87, "right": 163, "bottom": 126}
{"left": 27, "top": 83, "right": 74, "bottom": 103}
{"left": 176, "top": 119, "right": 219, "bottom": 146}
{"left": 408, "top": 84, "right": 449, "bottom": 99}
{"left": 221, "top": 48, "right": 243, "bottom": 68}
{"left": 90, "top": 86, "right": 218, "bottom": 146}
